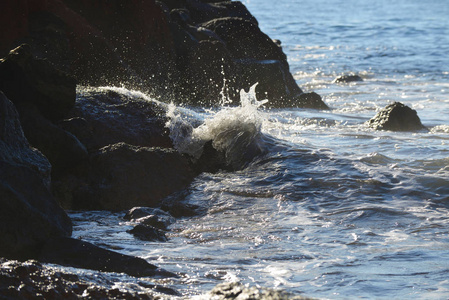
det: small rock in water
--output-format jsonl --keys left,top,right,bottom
{"left": 127, "top": 224, "right": 168, "bottom": 242}
{"left": 333, "top": 74, "right": 363, "bottom": 83}
{"left": 124, "top": 207, "right": 175, "bottom": 230}
{"left": 367, "top": 101, "right": 427, "bottom": 131}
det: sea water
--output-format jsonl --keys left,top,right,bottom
{"left": 69, "top": 0, "right": 449, "bottom": 298}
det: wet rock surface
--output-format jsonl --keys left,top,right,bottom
{"left": 38, "top": 237, "right": 176, "bottom": 278}
{"left": 124, "top": 207, "right": 176, "bottom": 230}
{"left": 0, "top": 258, "right": 175, "bottom": 299}
{"left": 66, "top": 88, "right": 173, "bottom": 151}
{"left": 127, "top": 225, "right": 168, "bottom": 242}
{"left": 367, "top": 101, "right": 427, "bottom": 131}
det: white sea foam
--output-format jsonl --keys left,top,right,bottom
{"left": 166, "top": 84, "right": 268, "bottom": 168}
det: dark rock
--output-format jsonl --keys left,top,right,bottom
{"left": 367, "top": 102, "right": 427, "bottom": 131}
{"left": 0, "top": 91, "right": 51, "bottom": 184}
{"left": 186, "top": 0, "right": 258, "bottom": 25}
{"left": 202, "top": 17, "right": 285, "bottom": 61}
{"left": 124, "top": 207, "right": 175, "bottom": 230}
{"left": 57, "top": 117, "right": 93, "bottom": 147}
{"left": 124, "top": 207, "right": 169, "bottom": 221}
{"left": 182, "top": 39, "right": 239, "bottom": 106}
{"left": 207, "top": 282, "right": 311, "bottom": 299}
{"left": 0, "top": 92, "right": 72, "bottom": 259}
{"left": 195, "top": 140, "right": 229, "bottom": 173}
{"left": 0, "top": 162, "right": 72, "bottom": 259}
{"left": 39, "top": 237, "right": 176, "bottom": 278}
{"left": 135, "top": 215, "right": 173, "bottom": 230}
{"left": 0, "top": 44, "right": 76, "bottom": 121}
{"left": 127, "top": 224, "right": 168, "bottom": 242}
{"left": 63, "top": 0, "right": 176, "bottom": 90}
{"left": 236, "top": 59, "right": 305, "bottom": 107}
{"left": 17, "top": 102, "right": 88, "bottom": 175}
{"left": 160, "top": 190, "right": 203, "bottom": 217}
{"left": 1, "top": 0, "right": 178, "bottom": 98}
{"left": 73, "top": 143, "right": 196, "bottom": 211}
{"left": 202, "top": 17, "right": 327, "bottom": 109}
{"left": 333, "top": 74, "right": 363, "bottom": 83}
{"left": 294, "top": 92, "right": 329, "bottom": 110}
{"left": 68, "top": 88, "right": 172, "bottom": 151}
{"left": 0, "top": 258, "right": 166, "bottom": 299}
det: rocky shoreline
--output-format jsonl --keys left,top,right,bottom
{"left": 0, "top": 0, "right": 426, "bottom": 298}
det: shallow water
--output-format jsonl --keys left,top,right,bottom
{"left": 69, "top": 0, "right": 449, "bottom": 299}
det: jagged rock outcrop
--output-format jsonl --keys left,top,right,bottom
{"left": 0, "top": 44, "right": 86, "bottom": 178}
{"left": 0, "top": 91, "right": 72, "bottom": 259}
{"left": 0, "top": 0, "right": 327, "bottom": 109}
{"left": 367, "top": 102, "right": 427, "bottom": 132}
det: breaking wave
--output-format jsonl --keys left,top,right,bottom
{"left": 166, "top": 84, "right": 269, "bottom": 169}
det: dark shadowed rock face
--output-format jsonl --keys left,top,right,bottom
{"left": 0, "top": 44, "right": 86, "bottom": 177}
{"left": 67, "top": 88, "right": 172, "bottom": 151}
{"left": 0, "top": 44, "right": 76, "bottom": 121}
{"left": 0, "top": 92, "right": 72, "bottom": 259}
{"left": 200, "top": 17, "right": 327, "bottom": 109}
{"left": 1, "top": 0, "right": 326, "bottom": 109}
{"left": 0, "top": 92, "right": 51, "bottom": 183}
{"left": 73, "top": 143, "right": 196, "bottom": 211}
{"left": 202, "top": 17, "right": 286, "bottom": 61}
{"left": 367, "top": 102, "right": 427, "bottom": 132}
{"left": 18, "top": 102, "right": 88, "bottom": 176}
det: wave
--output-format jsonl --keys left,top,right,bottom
{"left": 166, "top": 84, "right": 270, "bottom": 170}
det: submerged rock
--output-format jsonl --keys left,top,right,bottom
{"left": 0, "top": 92, "right": 72, "bottom": 260}
{"left": 127, "top": 225, "right": 168, "bottom": 242}
{"left": 205, "top": 282, "right": 312, "bottom": 300}
{"left": 124, "top": 207, "right": 175, "bottom": 230}
{"left": 333, "top": 74, "right": 363, "bottom": 83}
{"left": 367, "top": 102, "right": 427, "bottom": 131}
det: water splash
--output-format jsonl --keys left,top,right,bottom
{"left": 166, "top": 84, "right": 268, "bottom": 169}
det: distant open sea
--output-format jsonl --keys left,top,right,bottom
{"left": 69, "top": 1, "right": 449, "bottom": 298}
